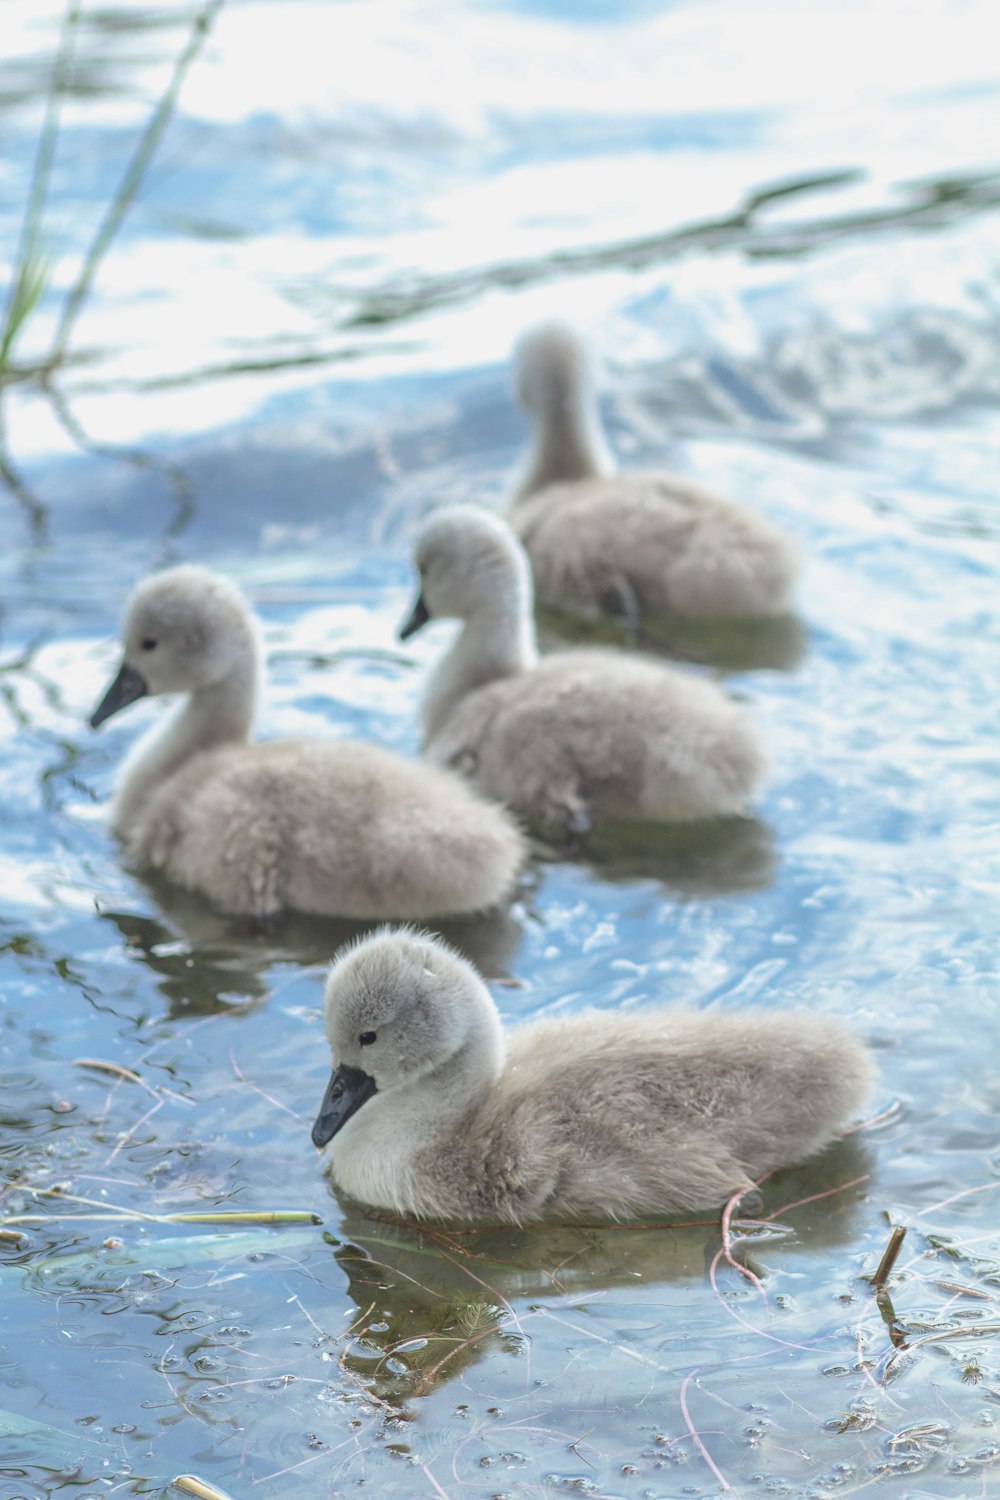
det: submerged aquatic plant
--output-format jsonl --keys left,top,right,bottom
{"left": 0, "top": 246, "right": 51, "bottom": 380}
{"left": 0, "top": 0, "right": 225, "bottom": 536}
{"left": 0, "top": 0, "right": 79, "bottom": 388}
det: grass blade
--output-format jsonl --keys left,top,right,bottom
{"left": 173, "top": 1477, "right": 242, "bottom": 1500}
{"left": 0, "top": 1402, "right": 102, "bottom": 1449}
{"left": 1, "top": 1225, "right": 324, "bottom": 1282}
{"left": 165, "top": 1210, "right": 322, "bottom": 1225}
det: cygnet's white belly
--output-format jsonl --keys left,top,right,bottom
{"left": 324, "top": 1101, "right": 428, "bottom": 1215}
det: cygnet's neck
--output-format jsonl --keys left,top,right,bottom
{"left": 111, "top": 643, "right": 259, "bottom": 833}
{"left": 410, "top": 1015, "right": 506, "bottom": 1133}
{"left": 515, "top": 384, "right": 613, "bottom": 502}
{"left": 421, "top": 586, "right": 537, "bottom": 745}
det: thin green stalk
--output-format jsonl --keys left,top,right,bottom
{"left": 36, "top": 1, "right": 224, "bottom": 542}
{"left": 0, "top": 251, "right": 51, "bottom": 373}
{"left": 48, "top": 0, "right": 226, "bottom": 367}
{"left": 0, "top": 0, "right": 79, "bottom": 534}
{"left": 0, "top": 0, "right": 80, "bottom": 371}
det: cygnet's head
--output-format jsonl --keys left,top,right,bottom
{"left": 398, "top": 505, "right": 531, "bottom": 638}
{"left": 90, "top": 564, "right": 257, "bottom": 728}
{"left": 513, "top": 321, "right": 594, "bottom": 418}
{"left": 312, "top": 927, "right": 503, "bottom": 1147}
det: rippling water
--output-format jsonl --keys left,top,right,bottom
{"left": 1, "top": 1, "right": 999, "bottom": 1496}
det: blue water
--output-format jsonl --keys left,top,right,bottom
{"left": 1, "top": 1, "right": 999, "bottom": 1496}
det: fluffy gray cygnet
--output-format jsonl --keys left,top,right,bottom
{"left": 398, "top": 505, "right": 766, "bottom": 830}
{"left": 509, "top": 322, "right": 799, "bottom": 622}
{"left": 313, "top": 928, "right": 876, "bottom": 1223}
{"left": 88, "top": 565, "right": 524, "bottom": 920}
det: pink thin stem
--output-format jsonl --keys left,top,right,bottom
{"left": 679, "top": 1371, "right": 730, "bottom": 1492}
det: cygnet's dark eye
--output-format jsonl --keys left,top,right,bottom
{"left": 359, "top": 1031, "right": 376, "bottom": 1047}
{"left": 141, "top": 638, "right": 158, "bottom": 652}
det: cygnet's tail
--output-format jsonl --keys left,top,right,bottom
{"left": 765, "top": 1018, "right": 878, "bottom": 1169}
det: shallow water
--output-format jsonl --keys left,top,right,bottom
{"left": 1, "top": 1, "right": 999, "bottom": 1496}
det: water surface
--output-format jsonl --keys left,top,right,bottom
{"left": 1, "top": 2, "right": 998, "bottom": 1496}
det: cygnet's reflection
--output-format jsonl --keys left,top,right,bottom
{"left": 544, "top": 812, "right": 777, "bottom": 895}
{"left": 537, "top": 602, "right": 809, "bottom": 674}
{"left": 327, "top": 1133, "right": 871, "bottom": 1407}
{"left": 104, "top": 808, "right": 774, "bottom": 1007}
{"left": 101, "top": 873, "right": 527, "bottom": 1018}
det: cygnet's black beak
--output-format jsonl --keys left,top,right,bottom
{"left": 90, "top": 661, "right": 149, "bottom": 729}
{"left": 312, "top": 1063, "right": 377, "bottom": 1147}
{"left": 398, "top": 592, "right": 430, "bottom": 641}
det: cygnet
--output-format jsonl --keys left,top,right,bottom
{"left": 313, "top": 928, "right": 875, "bottom": 1223}
{"left": 398, "top": 506, "right": 766, "bottom": 830}
{"left": 510, "top": 322, "right": 798, "bottom": 623}
{"left": 89, "top": 564, "right": 524, "bottom": 920}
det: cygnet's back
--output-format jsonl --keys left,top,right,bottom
{"left": 313, "top": 929, "right": 876, "bottom": 1224}
{"left": 399, "top": 506, "right": 766, "bottom": 830}
{"left": 89, "top": 564, "right": 524, "bottom": 921}
{"left": 510, "top": 322, "right": 798, "bottom": 622}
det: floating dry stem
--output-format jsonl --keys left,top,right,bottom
{"left": 73, "top": 1057, "right": 143, "bottom": 1086}
{"left": 881, "top": 1323, "right": 1000, "bottom": 1383}
{"left": 871, "top": 1226, "right": 906, "bottom": 1290}
{"left": 932, "top": 1280, "right": 992, "bottom": 1300}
